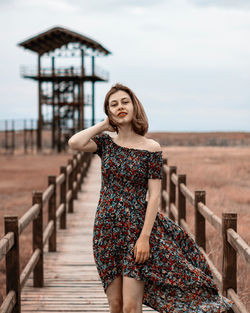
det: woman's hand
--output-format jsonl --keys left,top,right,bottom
{"left": 102, "top": 117, "right": 117, "bottom": 132}
{"left": 134, "top": 236, "right": 151, "bottom": 264}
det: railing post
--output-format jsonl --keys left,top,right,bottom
{"left": 194, "top": 190, "right": 206, "bottom": 251}
{"left": 75, "top": 153, "right": 81, "bottom": 193}
{"left": 72, "top": 155, "right": 78, "bottom": 200}
{"left": 12, "top": 119, "right": 15, "bottom": 154}
{"left": 24, "top": 119, "right": 27, "bottom": 154}
{"left": 5, "top": 119, "right": 8, "bottom": 152}
{"left": 32, "top": 191, "right": 44, "bottom": 287}
{"left": 80, "top": 153, "right": 85, "bottom": 186}
{"left": 68, "top": 159, "right": 74, "bottom": 213}
{"left": 168, "top": 166, "right": 176, "bottom": 221}
{"left": 60, "top": 166, "right": 67, "bottom": 229}
{"left": 161, "top": 158, "right": 168, "bottom": 213}
{"left": 79, "top": 153, "right": 85, "bottom": 185}
{"left": 177, "top": 174, "right": 186, "bottom": 226}
{"left": 31, "top": 119, "right": 34, "bottom": 153}
{"left": 222, "top": 213, "right": 237, "bottom": 299}
{"left": 4, "top": 216, "right": 21, "bottom": 313}
{"left": 48, "top": 175, "right": 57, "bottom": 252}
{"left": 83, "top": 153, "right": 90, "bottom": 180}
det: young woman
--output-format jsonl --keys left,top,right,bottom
{"left": 68, "top": 83, "right": 234, "bottom": 313}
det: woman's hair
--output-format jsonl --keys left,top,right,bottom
{"left": 104, "top": 83, "right": 148, "bottom": 135}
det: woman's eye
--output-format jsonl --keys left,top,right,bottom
{"left": 110, "top": 101, "right": 128, "bottom": 106}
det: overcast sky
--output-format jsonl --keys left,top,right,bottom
{"left": 0, "top": 0, "right": 250, "bottom": 132}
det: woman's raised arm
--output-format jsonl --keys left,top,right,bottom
{"left": 68, "top": 121, "right": 106, "bottom": 152}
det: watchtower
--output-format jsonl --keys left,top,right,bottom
{"left": 18, "top": 26, "right": 111, "bottom": 152}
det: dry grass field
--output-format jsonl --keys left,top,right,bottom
{"left": 151, "top": 131, "right": 250, "bottom": 147}
{"left": 0, "top": 133, "right": 249, "bottom": 309}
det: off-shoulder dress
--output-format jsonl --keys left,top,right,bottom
{"left": 91, "top": 132, "right": 234, "bottom": 313}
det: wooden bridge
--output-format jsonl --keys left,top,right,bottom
{"left": 0, "top": 149, "right": 249, "bottom": 313}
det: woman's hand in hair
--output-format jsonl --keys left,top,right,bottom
{"left": 102, "top": 117, "right": 117, "bottom": 132}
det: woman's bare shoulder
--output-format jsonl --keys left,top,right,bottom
{"left": 143, "top": 137, "right": 162, "bottom": 152}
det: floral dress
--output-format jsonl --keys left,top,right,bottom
{"left": 91, "top": 132, "right": 234, "bottom": 313}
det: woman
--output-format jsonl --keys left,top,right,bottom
{"left": 68, "top": 83, "right": 234, "bottom": 313}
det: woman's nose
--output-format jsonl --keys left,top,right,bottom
{"left": 119, "top": 101, "right": 126, "bottom": 108}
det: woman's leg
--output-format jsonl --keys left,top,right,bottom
{"left": 106, "top": 275, "right": 123, "bottom": 313}
{"left": 122, "top": 276, "right": 145, "bottom": 313}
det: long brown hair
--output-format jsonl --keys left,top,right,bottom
{"left": 104, "top": 83, "right": 148, "bottom": 135}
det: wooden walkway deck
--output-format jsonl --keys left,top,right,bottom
{"left": 21, "top": 155, "right": 157, "bottom": 312}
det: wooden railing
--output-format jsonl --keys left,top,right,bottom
{"left": 0, "top": 151, "right": 92, "bottom": 313}
{"left": 161, "top": 157, "right": 250, "bottom": 313}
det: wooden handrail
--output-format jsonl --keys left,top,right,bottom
{"left": 227, "top": 228, "right": 250, "bottom": 264}
{"left": 0, "top": 232, "right": 15, "bottom": 261}
{"left": 56, "top": 173, "right": 65, "bottom": 185}
{"left": 18, "top": 204, "right": 40, "bottom": 235}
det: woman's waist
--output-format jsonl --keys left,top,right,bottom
{"left": 99, "top": 193, "right": 147, "bottom": 207}
{"left": 97, "top": 192, "right": 148, "bottom": 215}
{"left": 95, "top": 200, "right": 148, "bottom": 228}
{"left": 101, "top": 185, "right": 147, "bottom": 199}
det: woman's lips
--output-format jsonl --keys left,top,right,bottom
{"left": 118, "top": 112, "right": 127, "bottom": 117}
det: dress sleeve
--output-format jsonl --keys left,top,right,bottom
{"left": 91, "top": 133, "right": 108, "bottom": 158}
{"left": 147, "top": 151, "right": 163, "bottom": 179}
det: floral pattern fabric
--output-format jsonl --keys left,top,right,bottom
{"left": 91, "top": 132, "right": 234, "bottom": 313}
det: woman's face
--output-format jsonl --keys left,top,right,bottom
{"left": 108, "top": 90, "right": 134, "bottom": 125}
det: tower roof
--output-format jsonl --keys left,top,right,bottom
{"left": 18, "top": 26, "right": 111, "bottom": 56}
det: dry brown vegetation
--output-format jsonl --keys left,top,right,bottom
{"left": 0, "top": 132, "right": 249, "bottom": 309}
{"left": 149, "top": 131, "right": 250, "bottom": 147}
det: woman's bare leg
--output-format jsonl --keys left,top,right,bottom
{"left": 106, "top": 275, "right": 123, "bottom": 313}
{"left": 122, "top": 276, "right": 145, "bottom": 313}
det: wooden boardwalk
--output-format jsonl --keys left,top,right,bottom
{"left": 21, "top": 155, "right": 157, "bottom": 313}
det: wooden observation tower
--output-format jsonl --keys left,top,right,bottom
{"left": 18, "top": 26, "right": 111, "bottom": 152}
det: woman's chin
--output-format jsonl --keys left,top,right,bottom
{"left": 118, "top": 120, "right": 131, "bottom": 125}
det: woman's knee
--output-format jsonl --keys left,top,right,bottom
{"left": 122, "top": 299, "right": 141, "bottom": 313}
{"left": 109, "top": 298, "right": 123, "bottom": 313}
